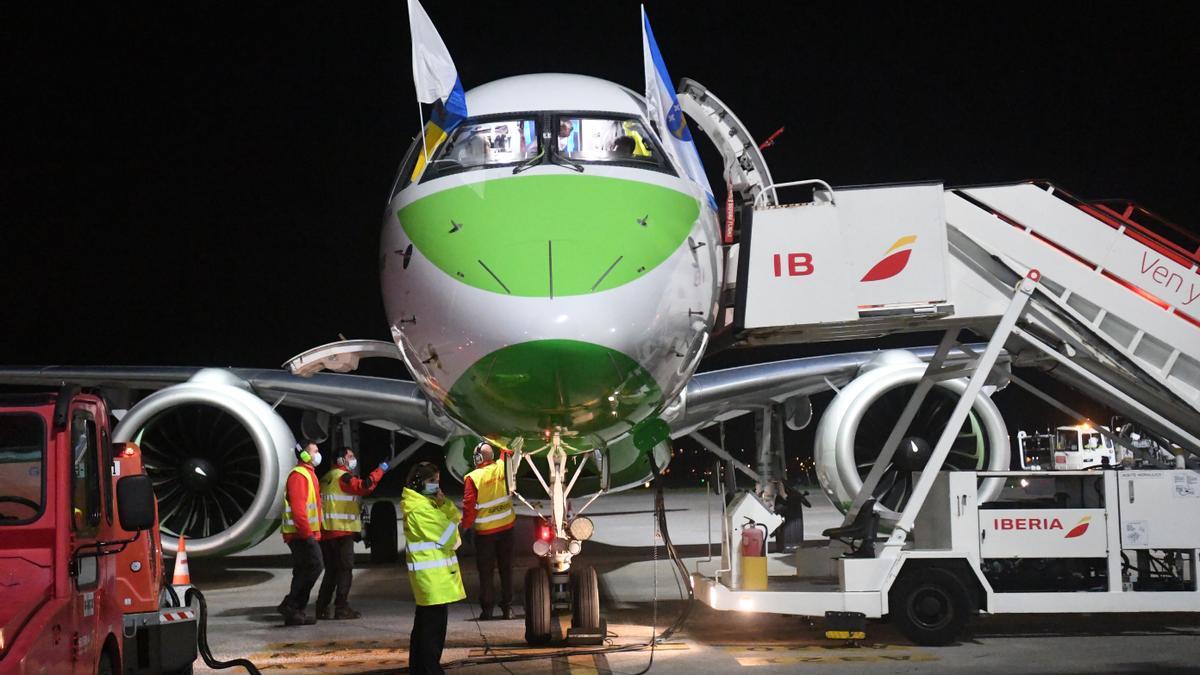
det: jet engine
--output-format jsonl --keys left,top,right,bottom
{"left": 113, "top": 369, "right": 295, "bottom": 557}
{"left": 814, "top": 351, "right": 1009, "bottom": 526}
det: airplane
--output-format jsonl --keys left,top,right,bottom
{"left": 0, "top": 8, "right": 1026, "bottom": 641}
{"left": 0, "top": 66, "right": 1015, "bottom": 632}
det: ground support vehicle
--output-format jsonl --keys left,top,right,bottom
{"left": 0, "top": 389, "right": 197, "bottom": 674}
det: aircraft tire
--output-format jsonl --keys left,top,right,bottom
{"left": 570, "top": 565, "right": 600, "bottom": 629}
{"left": 525, "top": 567, "right": 552, "bottom": 644}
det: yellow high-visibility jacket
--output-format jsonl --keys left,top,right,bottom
{"left": 401, "top": 487, "right": 466, "bottom": 606}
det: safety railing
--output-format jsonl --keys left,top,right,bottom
{"left": 1033, "top": 180, "right": 1200, "bottom": 269}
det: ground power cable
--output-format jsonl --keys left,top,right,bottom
{"left": 463, "top": 531, "right": 518, "bottom": 675}
{"left": 185, "top": 587, "right": 262, "bottom": 674}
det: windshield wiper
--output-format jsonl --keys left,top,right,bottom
{"left": 512, "top": 148, "right": 545, "bottom": 175}
{"left": 550, "top": 153, "right": 585, "bottom": 173}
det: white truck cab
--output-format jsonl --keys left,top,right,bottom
{"left": 1053, "top": 425, "right": 1116, "bottom": 470}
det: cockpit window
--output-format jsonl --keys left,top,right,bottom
{"left": 555, "top": 117, "right": 661, "bottom": 166}
{"left": 420, "top": 118, "right": 539, "bottom": 182}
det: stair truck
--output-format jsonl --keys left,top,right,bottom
{"left": 666, "top": 89, "right": 1200, "bottom": 640}
{"left": 0, "top": 387, "right": 197, "bottom": 674}
{"left": 683, "top": 172, "right": 1200, "bottom": 644}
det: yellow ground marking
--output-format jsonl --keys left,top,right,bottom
{"left": 466, "top": 642, "right": 687, "bottom": 658}
{"left": 250, "top": 647, "right": 406, "bottom": 662}
{"left": 715, "top": 642, "right": 937, "bottom": 666}
{"left": 568, "top": 654, "right": 601, "bottom": 675}
{"left": 262, "top": 638, "right": 407, "bottom": 651}
{"left": 255, "top": 660, "right": 408, "bottom": 673}
{"left": 736, "top": 653, "right": 937, "bottom": 666}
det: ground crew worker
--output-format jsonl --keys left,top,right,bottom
{"left": 462, "top": 441, "right": 515, "bottom": 620}
{"left": 315, "top": 447, "right": 391, "bottom": 620}
{"left": 402, "top": 462, "right": 465, "bottom": 675}
{"left": 277, "top": 442, "right": 324, "bottom": 626}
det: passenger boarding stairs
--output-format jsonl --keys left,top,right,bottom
{"left": 678, "top": 79, "right": 1200, "bottom": 455}
{"left": 947, "top": 182, "right": 1200, "bottom": 451}
{"left": 719, "top": 178, "right": 1200, "bottom": 455}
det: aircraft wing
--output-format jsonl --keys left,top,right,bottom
{"left": 0, "top": 343, "right": 994, "bottom": 446}
{"left": 670, "top": 344, "right": 998, "bottom": 437}
{"left": 0, "top": 365, "right": 454, "bottom": 443}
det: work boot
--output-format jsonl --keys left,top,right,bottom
{"left": 333, "top": 606, "right": 362, "bottom": 620}
{"left": 276, "top": 600, "right": 291, "bottom": 618}
{"left": 316, "top": 605, "right": 334, "bottom": 620}
{"left": 282, "top": 608, "right": 315, "bottom": 626}
{"left": 500, "top": 606, "right": 514, "bottom": 620}
{"left": 478, "top": 607, "right": 493, "bottom": 621}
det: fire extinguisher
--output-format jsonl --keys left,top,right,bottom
{"left": 740, "top": 519, "right": 768, "bottom": 557}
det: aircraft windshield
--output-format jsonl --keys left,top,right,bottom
{"left": 0, "top": 413, "right": 45, "bottom": 524}
{"left": 556, "top": 117, "right": 660, "bottom": 165}
{"left": 423, "top": 118, "right": 539, "bottom": 179}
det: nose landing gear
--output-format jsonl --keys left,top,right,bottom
{"left": 515, "top": 432, "right": 606, "bottom": 645}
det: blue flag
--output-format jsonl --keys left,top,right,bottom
{"left": 642, "top": 6, "right": 716, "bottom": 211}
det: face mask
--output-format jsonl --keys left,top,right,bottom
{"left": 422, "top": 482, "right": 439, "bottom": 495}
{"left": 310, "top": 452, "right": 322, "bottom": 467}
{"left": 346, "top": 458, "right": 358, "bottom": 472}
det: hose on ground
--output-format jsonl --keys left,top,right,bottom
{"left": 184, "top": 587, "right": 262, "bottom": 675}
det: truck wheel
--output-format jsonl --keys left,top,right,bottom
{"left": 525, "top": 567, "right": 552, "bottom": 644}
{"left": 97, "top": 649, "right": 117, "bottom": 675}
{"left": 889, "top": 567, "right": 968, "bottom": 646}
{"left": 368, "top": 501, "right": 399, "bottom": 563}
{"left": 570, "top": 565, "right": 600, "bottom": 629}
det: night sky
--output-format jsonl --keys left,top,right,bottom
{"left": 4, "top": 3, "right": 1198, "bottom": 481}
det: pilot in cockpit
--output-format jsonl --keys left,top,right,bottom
{"left": 557, "top": 119, "right": 575, "bottom": 153}
{"left": 451, "top": 128, "right": 490, "bottom": 166}
{"left": 610, "top": 135, "right": 636, "bottom": 159}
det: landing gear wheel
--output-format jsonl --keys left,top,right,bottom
{"left": 524, "top": 567, "right": 552, "bottom": 644}
{"left": 889, "top": 567, "right": 969, "bottom": 646}
{"left": 570, "top": 565, "right": 600, "bottom": 629}
{"left": 368, "top": 501, "right": 398, "bottom": 563}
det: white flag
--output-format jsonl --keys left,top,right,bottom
{"left": 408, "top": 0, "right": 463, "bottom": 108}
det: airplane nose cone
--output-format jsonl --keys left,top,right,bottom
{"left": 445, "top": 339, "right": 662, "bottom": 443}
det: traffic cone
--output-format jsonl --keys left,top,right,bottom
{"left": 172, "top": 535, "right": 192, "bottom": 593}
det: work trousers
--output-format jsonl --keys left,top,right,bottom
{"left": 316, "top": 535, "right": 356, "bottom": 609}
{"left": 474, "top": 527, "right": 514, "bottom": 612}
{"left": 283, "top": 538, "right": 324, "bottom": 612}
{"left": 409, "top": 602, "right": 449, "bottom": 675}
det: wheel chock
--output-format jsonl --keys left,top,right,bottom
{"left": 566, "top": 620, "right": 607, "bottom": 646}
{"left": 823, "top": 611, "right": 866, "bottom": 641}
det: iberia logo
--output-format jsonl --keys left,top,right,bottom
{"left": 861, "top": 235, "right": 917, "bottom": 282}
{"left": 1064, "top": 516, "right": 1091, "bottom": 539}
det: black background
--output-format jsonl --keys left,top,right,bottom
{"left": 4, "top": 2, "right": 1197, "bottom": 481}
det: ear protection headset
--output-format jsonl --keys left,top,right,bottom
{"left": 407, "top": 461, "right": 438, "bottom": 491}
{"left": 295, "top": 442, "right": 312, "bottom": 463}
{"left": 473, "top": 441, "right": 489, "bottom": 466}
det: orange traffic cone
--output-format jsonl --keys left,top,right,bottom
{"left": 172, "top": 535, "right": 192, "bottom": 589}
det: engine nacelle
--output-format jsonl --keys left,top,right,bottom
{"left": 815, "top": 351, "right": 1009, "bottom": 526}
{"left": 114, "top": 369, "right": 295, "bottom": 557}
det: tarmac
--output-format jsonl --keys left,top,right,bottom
{"left": 191, "top": 488, "right": 1200, "bottom": 674}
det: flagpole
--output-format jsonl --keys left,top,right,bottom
{"left": 416, "top": 100, "right": 429, "bottom": 162}
{"left": 408, "top": 0, "right": 429, "bottom": 162}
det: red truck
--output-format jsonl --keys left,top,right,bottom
{"left": 0, "top": 387, "right": 197, "bottom": 674}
